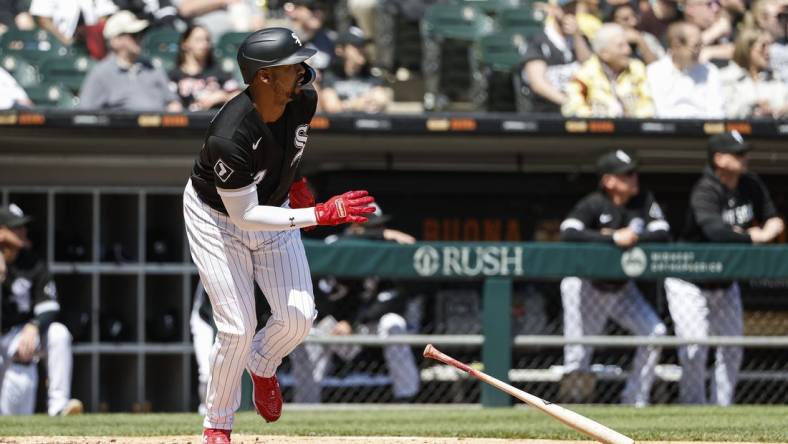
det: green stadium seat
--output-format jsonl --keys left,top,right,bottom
{"left": 421, "top": 4, "right": 494, "bottom": 110}
{"left": 477, "top": 31, "right": 528, "bottom": 72}
{"left": 473, "top": 31, "right": 529, "bottom": 111}
{"left": 422, "top": 4, "right": 494, "bottom": 41}
{"left": 453, "top": 0, "right": 521, "bottom": 15}
{"left": 141, "top": 28, "right": 181, "bottom": 73}
{"left": 1, "top": 54, "right": 39, "bottom": 87}
{"left": 38, "top": 54, "right": 96, "bottom": 93}
{"left": 216, "top": 32, "right": 248, "bottom": 60}
{"left": 24, "top": 82, "right": 77, "bottom": 109}
{"left": 496, "top": 7, "right": 545, "bottom": 32}
{"left": 0, "top": 28, "right": 68, "bottom": 64}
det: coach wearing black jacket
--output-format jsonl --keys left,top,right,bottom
{"left": 665, "top": 131, "right": 784, "bottom": 405}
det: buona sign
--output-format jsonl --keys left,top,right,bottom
{"left": 413, "top": 245, "right": 524, "bottom": 277}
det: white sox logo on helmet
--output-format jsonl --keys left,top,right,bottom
{"left": 292, "top": 32, "right": 302, "bottom": 46}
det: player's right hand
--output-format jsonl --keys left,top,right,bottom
{"left": 15, "top": 323, "right": 39, "bottom": 363}
{"left": 314, "top": 191, "right": 376, "bottom": 226}
{"left": 613, "top": 227, "right": 639, "bottom": 248}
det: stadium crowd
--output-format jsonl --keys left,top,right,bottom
{"left": 0, "top": 0, "right": 785, "bottom": 118}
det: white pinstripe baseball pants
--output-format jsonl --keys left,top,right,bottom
{"left": 184, "top": 181, "right": 316, "bottom": 430}
{"left": 561, "top": 277, "right": 667, "bottom": 406}
{"left": 664, "top": 278, "right": 742, "bottom": 406}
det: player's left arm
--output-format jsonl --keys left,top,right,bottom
{"left": 30, "top": 262, "right": 60, "bottom": 333}
{"left": 637, "top": 192, "right": 672, "bottom": 243}
{"left": 16, "top": 262, "right": 59, "bottom": 362}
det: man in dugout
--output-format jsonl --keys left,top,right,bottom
{"left": 664, "top": 131, "right": 784, "bottom": 405}
{"left": 558, "top": 150, "right": 669, "bottom": 406}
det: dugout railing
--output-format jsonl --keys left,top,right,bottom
{"left": 2, "top": 186, "right": 788, "bottom": 410}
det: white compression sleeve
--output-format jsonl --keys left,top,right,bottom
{"left": 218, "top": 184, "right": 317, "bottom": 232}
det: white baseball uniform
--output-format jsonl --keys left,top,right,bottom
{"left": 665, "top": 166, "right": 778, "bottom": 405}
{"left": 664, "top": 278, "right": 742, "bottom": 405}
{"left": 1, "top": 242, "right": 75, "bottom": 416}
{"left": 559, "top": 185, "right": 670, "bottom": 405}
{"left": 184, "top": 88, "right": 319, "bottom": 430}
{"left": 561, "top": 277, "right": 667, "bottom": 405}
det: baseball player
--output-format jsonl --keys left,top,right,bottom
{"left": 665, "top": 131, "right": 784, "bottom": 405}
{"left": 559, "top": 150, "right": 669, "bottom": 406}
{"left": 0, "top": 204, "right": 82, "bottom": 416}
{"left": 183, "top": 27, "right": 376, "bottom": 444}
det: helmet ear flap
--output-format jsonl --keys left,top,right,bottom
{"left": 300, "top": 63, "right": 316, "bottom": 86}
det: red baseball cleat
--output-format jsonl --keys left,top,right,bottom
{"left": 202, "top": 428, "right": 231, "bottom": 444}
{"left": 250, "top": 372, "right": 283, "bottom": 422}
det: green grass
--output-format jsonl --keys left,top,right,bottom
{"left": 0, "top": 406, "right": 786, "bottom": 441}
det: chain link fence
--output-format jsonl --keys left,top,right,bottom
{"left": 273, "top": 278, "right": 788, "bottom": 405}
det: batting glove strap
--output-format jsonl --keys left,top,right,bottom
{"left": 314, "top": 190, "right": 376, "bottom": 226}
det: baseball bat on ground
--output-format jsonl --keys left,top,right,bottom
{"left": 423, "top": 344, "right": 634, "bottom": 444}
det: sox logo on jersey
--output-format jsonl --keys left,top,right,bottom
{"left": 292, "top": 124, "right": 309, "bottom": 166}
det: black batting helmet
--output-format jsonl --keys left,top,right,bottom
{"left": 237, "top": 27, "right": 317, "bottom": 85}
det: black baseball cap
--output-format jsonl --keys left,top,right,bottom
{"left": 0, "top": 203, "right": 32, "bottom": 228}
{"left": 365, "top": 202, "right": 391, "bottom": 227}
{"left": 708, "top": 130, "right": 750, "bottom": 155}
{"left": 335, "top": 28, "right": 367, "bottom": 48}
{"left": 597, "top": 150, "right": 638, "bottom": 175}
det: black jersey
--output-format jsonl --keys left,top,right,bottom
{"left": 190, "top": 87, "right": 318, "bottom": 214}
{"left": 560, "top": 190, "right": 671, "bottom": 243}
{"left": 680, "top": 167, "right": 777, "bottom": 243}
{"left": 1, "top": 250, "right": 59, "bottom": 334}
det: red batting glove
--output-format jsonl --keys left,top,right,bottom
{"left": 315, "top": 190, "right": 376, "bottom": 226}
{"left": 289, "top": 177, "right": 315, "bottom": 209}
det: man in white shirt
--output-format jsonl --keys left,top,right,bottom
{"left": 29, "top": 0, "right": 117, "bottom": 46}
{"left": 646, "top": 21, "right": 724, "bottom": 118}
{"left": 0, "top": 68, "right": 33, "bottom": 110}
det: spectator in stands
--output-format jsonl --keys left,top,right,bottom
{"left": 746, "top": 0, "right": 788, "bottom": 83}
{"left": 647, "top": 21, "right": 725, "bottom": 118}
{"left": 0, "top": 204, "right": 83, "bottom": 416}
{"left": 79, "top": 11, "right": 181, "bottom": 111}
{"left": 284, "top": 0, "right": 336, "bottom": 70}
{"left": 318, "top": 28, "right": 392, "bottom": 114}
{"left": 638, "top": 0, "right": 681, "bottom": 42}
{"left": 681, "top": 0, "right": 736, "bottom": 63}
{"left": 562, "top": 24, "right": 654, "bottom": 117}
{"left": 29, "top": 0, "right": 118, "bottom": 59}
{"left": 175, "top": 0, "right": 265, "bottom": 43}
{"left": 290, "top": 203, "right": 420, "bottom": 403}
{"left": 665, "top": 131, "right": 784, "bottom": 405}
{"left": 114, "top": 0, "right": 183, "bottom": 30}
{"left": 576, "top": 0, "right": 604, "bottom": 40}
{"left": 0, "top": 67, "right": 33, "bottom": 110}
{"left": 345, "top": 0, "right": 380, "bottom": 64}
{"left": 520, "top": 0, "right": 592, "bottom": 113}
{"left": 169, "top": 24, "right": 240, "bottom": 111}
{"left": 720, "top": 28, "right": 788, "bottom": 118}
{"left": 558, "top": 150, "right": 669, "bottom": 406}
{"left": 608, "top": 3, "right": 665, "bottom": 64}
{"left": 0, "top": 0, "right": 35, "bottom": 35}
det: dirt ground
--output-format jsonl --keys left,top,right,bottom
{"left": 0, "top": 438, "right": 777, "bottom": 444}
